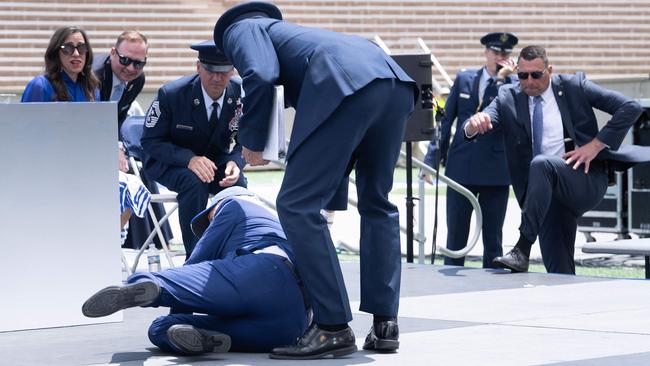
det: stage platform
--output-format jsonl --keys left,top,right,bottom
{"left": 1, "top": 261, "right": 650, "bottom": 366}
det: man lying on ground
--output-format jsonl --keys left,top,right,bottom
{"left": 82, "top": 186, "right": 309, "bottom": 355}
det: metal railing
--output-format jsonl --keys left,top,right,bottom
{"left": 403, "top": 152, "right": 482, "bottom": 260}
{"left": 207, "top": 34, "right": 485, "bottom": 264}
{"left": 259, "top": 149, "right": 483, "bottom": 263}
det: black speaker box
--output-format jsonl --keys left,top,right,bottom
{"left": 578, "top": 172, "right": 627, "bottom": 234}
{"left": 632, "top": 121, "right": 650, "bottom": 189}
{"left": 628, "top": 114, "right": 650, "bottom": 234}
{"left": 630, "top": 190, "right": 650, "bottom": 233}
{"left": 391, "top": 53, "right": 435, "bottom": 142}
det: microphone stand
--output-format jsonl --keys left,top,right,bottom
{"left": 430, "top": 102, "right": 444, "bottom": 264}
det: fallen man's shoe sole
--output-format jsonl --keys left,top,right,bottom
{"left": 82, "top": 281, "right": 160, "bottom": 318}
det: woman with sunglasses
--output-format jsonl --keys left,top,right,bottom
{"left": 21, "top": 26, "right": 100, "bottom": 102}
{"left": 21, "top": 26, "right": 150, "bottom": 243}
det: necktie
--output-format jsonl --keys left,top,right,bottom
{"left": 209, "top": 101, "right": 220, "bottom": 128}
{"left": 532, "top": 95, "right": 544, "bottom": 156}
{"left": 479, "top": 78, "right": 497, "bottom": 112}
{"left": 110, "top": 82, "right": 125, "bottom": 102}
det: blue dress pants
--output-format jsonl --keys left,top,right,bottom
{"left": 128, "top": 252, "right": 308, "bottom": 353}
{"left": 519, "top": 155, "right": 608, "bottom": 274}
{"left": 444, "top": 184, "right": 509, "bottom": 268}
{"left": 276, "top": 78, "right": 414, "bottom": 325}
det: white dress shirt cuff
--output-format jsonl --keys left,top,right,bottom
{"left": 464, "top": 123, "right": 479, "bottom": 139}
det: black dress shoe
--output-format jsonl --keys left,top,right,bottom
{"left": 82, "top": 281, "right": 160, "bottom": 318}
{"left": 492, "top": 247, "right": 529, "bottom": 272}
{"left": 269, "top": 323, "right": 357, "bottom": 359}
{"left": 167, "top": 324, "right": 231, "bottom": 355}
{"left": 363, "top": 320, "right": 399, "bottom": 352}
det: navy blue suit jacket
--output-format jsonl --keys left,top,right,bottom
{"left": 92, "top": 55, "right": 145, "bottom": 132}
{"left": 474, "top": 72, "right": 644, "bottom": 206}
{"left": 219, "top": 17, "right": 416, "bottom": 160}
{"left": 186, "top": 197, "right": 296, "bottom": 265}
{"left": 425, "top": 68, "right": 513, "bottom": 186}
{"left": 141, "top": 75, "right": 244, "bottom": 181}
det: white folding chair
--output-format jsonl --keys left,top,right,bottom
{"left": 121, "top": 116, "right": 179, "bottom": 274}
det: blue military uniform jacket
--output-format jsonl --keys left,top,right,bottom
{"left": 186, "top": 197, "right": 296, "bottom": 265}
{"left": 475, "top": 72, "right": 647, "bottom": 206}
{"left": 425, "top": 68, "right": 513, "bottom": 186}
{"left": 218, "top": 17, "right": 416, "bottom": 160}
{"left": 141, "top": 75, "right": 244, "bottom": 181}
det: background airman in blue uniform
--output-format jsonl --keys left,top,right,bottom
{"left": 424, "top": 32, "right": 518, "bottom": 268}
{"left": 141, "top": 40, "right": 246, "bottom": 257}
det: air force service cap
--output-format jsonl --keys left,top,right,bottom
{"left": 480, "top": 32, "right": 518, "bottom": 53}
{"left": 190, "top": 40, "right": 234, "bottom": 73}
{"left": 214, "top": 1, "right": 282, "bottom": 51}
{"left": 190, "top": 186, "right": 256, "bottom": 237}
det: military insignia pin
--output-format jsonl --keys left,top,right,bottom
{"left": 228, "top": 133, "right": 237, "bottom": 153}
{"left": 500, "top": 33, "right": 509, "bottom": 43}
{"left": 228, "top": 98, "right": 243, "bottom": 131}
{"left": 145, "top": 100, "right": 161, "bottom": 128}
{"left": 193, "top": 98, "right": 200, "bottom": 106}
{"left": 227, "top": 97, "right": 233, "bottom": 105}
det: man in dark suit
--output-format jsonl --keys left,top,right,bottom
{"left": 213, "top": 2, "right": 417, "bottom": 359}
{"left": 93, "top": 31, "right": 172, "bottom": 251}
{"left": 92, "top": 30, "right": 148, "bottom": 170}
{"left": 423, "top": 32, "right": 518, "bottom": 268}
{"left": 465, "top": 45, "right": 646, "bottom": 274}
{"left": 82, "top": 187, "right": 309, "bottom": 355}
{"left": 141, "top": 40, "right": 246, "bottom": 258}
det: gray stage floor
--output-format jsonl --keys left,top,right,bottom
{"left": 2, "top": 262, "right": 650, "bottom": 366}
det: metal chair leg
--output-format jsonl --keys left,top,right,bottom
{"left": 131, "top": 201, "right": 179, "bottom": 273}
{"left": 121, "top": 250, "right": 132, "bottom": 276}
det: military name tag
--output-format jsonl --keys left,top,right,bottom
{"left": 175, "top": 124, "right": 194, "bottom": 131}
{"left": 460, "top": 93, "right": 471, "bottom": 99}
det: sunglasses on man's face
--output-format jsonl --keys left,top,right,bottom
{"left": 60, "top": 43, "right": 88, "bottom": 56}
{"left": 117, "top": 53, "right": 147, "bottom": 70}
{"left": 517, "top": 68, "right": 547, "bottom": 80}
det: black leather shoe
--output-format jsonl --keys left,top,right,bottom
{"left": 167, "top": 324, "right": 231, "bottom": 355}
{"left": 363, "top": 320, "right": 399, "bottom": 352}
{"left": 493, "top": 247, "right": 529, "bottom": 272}
{"left": 269, "top": 323, "right": 357, "bottom": 359}
{"left": 82, "top": 281, "right": 160, "bottom": 318}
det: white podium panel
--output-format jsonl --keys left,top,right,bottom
{"left": 0, "top": 102, "right": 123, "bottom": 331}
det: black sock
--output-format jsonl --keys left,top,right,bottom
{"left": 514, "top": 234, "right": 534, "bottom": 257}
{"left": 373, "top": 315, "right": 397, "bottom": 324}
{"left": 318, "top": 323, "right": 348, "bottom": 331}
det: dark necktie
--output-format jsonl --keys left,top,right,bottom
{"left": 209, "top": 101, "right": 220, "bottom": 128}
{"left": 532, "top": 96, "right": 544, "bottom": 156}
{"left": 479, "top": 78, "right": 498, "bottom": 112}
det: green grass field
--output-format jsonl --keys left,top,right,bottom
{"left": 337, "top": 252, "right": 646, "bottom": 279}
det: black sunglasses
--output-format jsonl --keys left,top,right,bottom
{"left": 517, "top": 68, "right": 547, "bottom": 80}
{"left": 117, "top": 52, "right": 147, "bottom": 69}
{"left": 60, "top": 42, "right": 88, "bottom": 56}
